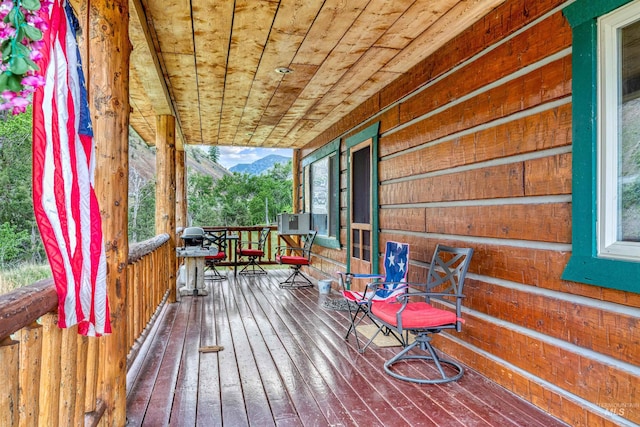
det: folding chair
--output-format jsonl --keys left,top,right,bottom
{"left": 367, "top": 244, "right": 473, "bottom": 384}
{"left": 338, "top": 241, "right": 409, "bottom": 352}
{"left": 276, "top": 230, "right": 317, "bottom": 289}
{"left": 204, "top": 229, "right": 228, "bottom": 281}
{"left": 238, "top": 227, "right": 270, "bottom": 275}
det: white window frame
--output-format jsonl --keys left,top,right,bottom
{"left": 597, "top": 1, "right": 640, "bottom": 261}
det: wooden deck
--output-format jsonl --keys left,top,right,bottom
{"left": 125, "top": 269, "right": 568, "bottom": 427}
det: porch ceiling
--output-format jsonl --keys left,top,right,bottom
{"left": 129, "top": 0, "right": 506, "bottom": 150}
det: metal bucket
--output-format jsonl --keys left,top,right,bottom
{"left": 318, "top": 279, "right": 332, "bottom": 294}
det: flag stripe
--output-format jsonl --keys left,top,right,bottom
{"left": 32, "top": 0, "right": 111, "bottom": 337}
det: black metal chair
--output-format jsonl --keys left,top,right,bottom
{"left": 276, "top": 230, "right": 317, "bottom": 289}
{"left": 368, "top": 244, "right": 473, "bottom": 384}
{"left": 237, "top": 227, "right": 270, "bottom": 275}
{"left": 204, "top": 229, "right": 228, "bottom": 281}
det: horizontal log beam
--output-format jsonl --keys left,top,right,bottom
{"left": 0, "top": 279, "right": 56, "bottom": 341}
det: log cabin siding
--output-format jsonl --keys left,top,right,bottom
{"left": 300, "top": 0, "right": 640, "bottom": 425}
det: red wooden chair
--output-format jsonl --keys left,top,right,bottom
{"left": 237, "top": 227, "right": 270, "bottom": 275}
{"left": 276, "top": 231, "right": 317, "bottom": 288}
{"left": 368, "top": 244, "right": 473, "bottom": 384}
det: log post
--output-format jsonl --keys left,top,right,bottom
{"left": 176, "top": 149, "right": 187, "bottom": 231}
{"left": 292, "top": 149, "right": 300, "bottom": 212}
{"left": 155, "top": 115, "right": 177, "bottom": 303}
{"left": 86, "top": 0, "right": 130, "bottom": 425}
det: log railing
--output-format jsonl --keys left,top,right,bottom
{"left": 0, "top": 233, "right": 172, "bottom": 426}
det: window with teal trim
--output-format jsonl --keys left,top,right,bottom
{"left": 563, "top": 0, "right": 640, "bottom": 293}
{"left": 302, "top": 139, "right": 340, "bottom": 249}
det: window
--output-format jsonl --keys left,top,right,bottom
{"left": 302, "top": 139, "right": 340, "bottom": 248}
{"left": 563, "top": 0, "right": 640, "bottom": 293}
{"left": 598, "top": 2, "right": 640, "bottom": 259}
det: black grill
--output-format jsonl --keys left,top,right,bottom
{"left": 180, "top": 227, "right": 205, "bottom": 247}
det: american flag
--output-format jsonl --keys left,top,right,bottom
{"left": 32, "top": 0, "right": 111, "bottom": 337}
{"left": 376, "top": 241, "right": 409, "bottom": 298}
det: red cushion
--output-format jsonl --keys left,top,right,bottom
{"left": 276, "top": 255, "right": 309, "bottom": 265}
{"left": 205, "top": 252, "right": 226, "bottom": 261}
{"left": 371, "top": 301, "right": 459, "bottom": 329}
{"left": 240, "top": 249, "right": 264, "bottom": 257}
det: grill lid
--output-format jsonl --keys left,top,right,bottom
{"left": 181, "top": 227, "right": 205, "bottom": 246}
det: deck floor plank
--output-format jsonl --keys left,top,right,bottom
{"left": 215, "top": 277, "right": 251, "bottom": 427}
{"left": 196, "top": 287, "right": 223, "bottom": 426}
{"left": 126, "top": 270, "right": 569, "bottom": 427}
{"left": 282, "top": 284, "right": 464, "bottom": 427}
{"left": 229, "top": 279, "right": 307, "bottom": 425}
{"left": 242, "top": 276, "right": 347, "bottom": 427}
{"left": 254, "top": 278, "right": 436, "bottom": 427}
{"left": 141, "top": 295, "right": 192, "bottom": 427}
{"left": 126, "top": 303, "right": 180, "bottom": 426}
{"left": 169, "top": 297, "right": 203, "bottom": 426}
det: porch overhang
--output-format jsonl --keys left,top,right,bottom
{"left": 128, "top": 0, "right": 507, "bottom": 150}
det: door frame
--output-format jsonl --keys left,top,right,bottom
{"left": 345, "top": 122, "right": 380, "bottom": 274}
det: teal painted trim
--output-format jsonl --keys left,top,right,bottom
{"left": 302, "top": 138, "right": 340, "bottom": 167}
{"left": 562, "top": 0, "right": 640, "bottom": 293}
{"left": 301, "top": 138, "right": 341, "bottom": 249}
{"left": 345, "top": 123, "right": 380, "bottom": 149}
{"left": 345, "top": 122, "right": 380, "bottom": 274}
{"left": 564, "top": 257, "right": 640, "bottom": 293}
{"left": 564, "top": 0, "right": 633, "bottom": 27}
{"left": 315, "top": 235, "right": 340, "bottom": 249}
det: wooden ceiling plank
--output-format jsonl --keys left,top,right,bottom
{"left": 383, "top": 0, "right": 506, "bottom": 73}
{"left": 192, "top": 0, "right": 234, "bottom": 146}
{"left": 268, "top": 0, "right": 412, "bottom": 146}
{"left": 143, "top": 0, "right": 194, "bottom": 54}
{"left": 375, "top": 0, "right": 461, "bottom": 49}
{"left": 304, "top": 47, "right": 399, "bottom": 120}
{"left": 293, "top": 0, "right": 370, "bottom": 66}
{"left": 290, "top": 70, "right": 399, "bottom": 147}
{"left": 217, "top": 0, "right": 279, "bottom": 145}
{"left": 129, "top": 0, "right": 506, "bottom": 150}
{"left": 237, "top": 0, "right": 325, "bottom": 146}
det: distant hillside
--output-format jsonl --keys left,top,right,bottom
{"left": 230, "top": 154, "right": 291, "bottom": 175}
{"left": 128, "top": 132, "right": 230, "bottom": 181}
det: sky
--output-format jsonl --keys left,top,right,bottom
{"left": 216, "top": 146, "right": 292, "bottom": 169}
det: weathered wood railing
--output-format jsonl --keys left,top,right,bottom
{"left": 0, "top": 233, "right": 173, "bottom": 426}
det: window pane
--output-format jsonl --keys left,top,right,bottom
{"left": 352, "top": 146, "right": 370, "bottom": 224}
{"left": 620, "top": 19, "right": 640, "bottom": 242}
{"left": 311, "top": 157, "right": 329, "bottom": 235}
{"left": 329, "top": 155, "right": 339, "bottom": 237}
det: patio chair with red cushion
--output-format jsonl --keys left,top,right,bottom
{"left": 337, "top": 240, "right": 410, "bottom": 352}
{"left": 237, "top": 227, "right": 270, "bottom": 275}
{"left": 367, "top": 244, "right": 473, "bottom": 384}
{"left": 275, "top": 230, "right": 317, "bottom": 289}
{"left": 203, "top": 229, "right": 228, "bottom": 281}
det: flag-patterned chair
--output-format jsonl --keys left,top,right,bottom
{"left": 337, "top": 241, "right": 410, "bottom": 352}
{"left": 367, "top": 244, "right": 473, "bottom": 384}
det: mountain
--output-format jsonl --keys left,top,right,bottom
{"left": 230, "top": 154, "right": 291, "bottom": 175}
{"left": 128, "top": 132, "right": 230, "bottom": 181}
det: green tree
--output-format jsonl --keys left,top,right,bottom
{"left": 0, "top": 109, "right": 35, "bottom": 229}
{"left": 186, "top": 160, "right": 293, "bottom": 227}
{"left": 208, "top": 146, "right": 220, "bottom": 164}
{"left": 0, "top": 108, "right": 45, "bottom": 264}
{"left": 188, "top": 171, "right": 221, "bottom": 226}
{"left": 0, "top": 222, "right": 30, "bottom": 267}
{"left": 128, "top": 167, "right": 156, "bottom": 243}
